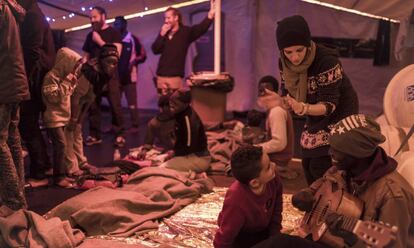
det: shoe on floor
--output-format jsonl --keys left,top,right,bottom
{"left": 26, "top": 178, "right": 49, "bottom": 188}
{"left": 67, "top": 170, "right": 85, "bottom": 178}
{"left": 114, "top": 136, "right": 126, "bottom": 147}
{"left": 55, "top": 177, "right": 75, "bottom": 189}
{"left": 276, "top": 165, "right": 299, "bottom": 180}
{"left": 84, "top": 136, "right": 102, "bottom": 146}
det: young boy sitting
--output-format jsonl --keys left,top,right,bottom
{"left": 137, "top": 94, "right": 175, "bottom": 160}
{"left": 214, "top": 145, "right": 283, "bottom": 248}
{"left": 160, "top": 89, "right": 211, "bottom": 172}
{"left": 257, "top": 75, "right": 297, "bottom": 179}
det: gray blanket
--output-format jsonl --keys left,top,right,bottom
{"left": 207, "top": 129, "right": 242, "bottom": 174}
{"left": 0, "top": 209, "right": 84, "bottom": 248}
{"left": 46, "top": 167, "right": 214, "bottom": 237}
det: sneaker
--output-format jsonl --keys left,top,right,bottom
{"left": 55, "top": 177, "right": 75, "bottom": 189}
{"left": 26, "top": 178, "right": 49, "bottom": 188}
{"left": 84, "top": 136, "right": 102, "bottom": 146}
{"left": 114, "top": 136, "right": 126, "bottom": 147}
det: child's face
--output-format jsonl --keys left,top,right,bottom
{"left": 169, "top": 95, "right": 188, "bottom": 114}
{"left": 254, "top": 153, "right": 276, "bottom": 185}
{"left": 257, "top": 92, "right": 280, "bottom": 110}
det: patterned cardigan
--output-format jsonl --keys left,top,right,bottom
{"left": 280, "top": 44, "right": 359, "bottom": 158}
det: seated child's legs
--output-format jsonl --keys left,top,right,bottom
{"left": 161, "top": 154, "right": 211, "bottom": 173}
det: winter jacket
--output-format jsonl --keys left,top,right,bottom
{"left": 20, "top": 0, "right": 55, "bottom": 105}
{"left": 310, "top": 150, "right": 414, "bottom": 248}
{"left": 42, "top": 48, "right": 82, "bottom": 128}
{"left": 0, "top": 0, "right": 30, "bottom": 104}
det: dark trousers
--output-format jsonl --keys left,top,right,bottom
{"left": 302, "top": 156, "right": 332, "bottom": 185}
{"left": 253, "top": 233, "right": 328, "bottom": 248}
{"left": 120, "top": 83, "right": 138, "bottom": 127}
{"left": 47, "top": 127, "right": 67, "bottom": 178}
{"left": 89, "top": 76, "right": 124, "bottom": 139}
{"left": 19, "top": 100, "right": 51, "bottom": 179}
{"left": 0, "top": 103, "right": 27, "bottom": 210}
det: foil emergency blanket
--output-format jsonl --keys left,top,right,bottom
{"left": 87, "top": 187, "right": 303, "bottom": 247}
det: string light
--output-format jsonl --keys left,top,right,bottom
{"left": 45, "top": 0, "right": 115, "bottom": 23}
{"left": 66, "top": 0, "right": 210, "bottom": 32}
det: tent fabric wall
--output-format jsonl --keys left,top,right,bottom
{"left": 254, "top": 0, "right": 402, "bottom": 116}
{"left": 65, "top": 0, "right": 256, "bottom": 111}
{"left": 65, "top": 0, "right": 406, "bottom": 114}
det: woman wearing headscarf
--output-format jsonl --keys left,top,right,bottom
{"left": 276, "top": 15, "right": 359, "bottom": 184}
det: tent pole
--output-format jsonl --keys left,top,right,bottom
{"left": 214, "top": 0, "right": 221, "bottom": 75}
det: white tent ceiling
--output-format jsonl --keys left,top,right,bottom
{"left": 316, "top": 0, "right": 414, "bottom": 20}
{"left": 39, "top": 0, "right": 194, "bottom": 30}
{"left": 40, "top": 0, "right": 414, "bottom": 31}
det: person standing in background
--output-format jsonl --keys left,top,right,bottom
{"left": 113, "top": 16, "right": 147, "bottom": 131}
{"left": 151, "top": 0, "right": 215, "bottom": 95}
{"left": 18, "top": 0, "right": 56, "bottom": 187}
{"left": 82, "top": 6, "right": 125, "bottom": 147}
{"left": 0, "top": 0, "right": 30, "bottom": 215}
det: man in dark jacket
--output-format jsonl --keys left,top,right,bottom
{"left": 254, "top": 114, "right": 414, "bottom": 248}
{"left": 0, "top": 0, "right": 30, "bottom": 214}
{"left": 151, "top": 0, "right": 215, "bottom": 95}
{"left": 17, "top": 0, "right": 56, "bottom": 185}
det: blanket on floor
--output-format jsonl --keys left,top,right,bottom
{"left": 206, "top": 129, "right": 243, "bottom": 175}
{"left": 0, "top": 209, "right": 84, "bottom": 248}
{"left": 87, "top": 188, "right": 304, "bottom": 248}
{"left": 46, "top": 167, "right": 214, "bottom": 237}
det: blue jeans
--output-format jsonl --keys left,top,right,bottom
{"left": 0, "top": 103, "right": 27, "bottom": 210}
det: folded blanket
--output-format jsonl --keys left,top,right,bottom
{"left": 207, "top": 128, "right": 243, "bottom": 174}
{"left": 0, "top": 209, "right": 84, "bottom": 248}
{"left": 46, "top": 167, "right": 214, "bottom": 237}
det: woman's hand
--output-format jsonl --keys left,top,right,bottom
{"left": 286, "top": 95, "right": 305, "bottom": 115}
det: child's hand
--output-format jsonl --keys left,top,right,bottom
{"left": 165, "top": 150, "right": 175, "bottom": 161}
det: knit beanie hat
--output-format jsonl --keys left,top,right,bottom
{"left": 99, "top": 44, "right": 119, "bottom": 59}
{"left": 276, "top": 15, "right": 311, "bottom": 50}
{"left": 329, "top": 114, "right": 386, "bottom": 158}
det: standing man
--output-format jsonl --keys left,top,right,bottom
{"left": 151, "top": 0, "right": 215, "bottom": 95}
{"left": 82, "top": 6, "right": 125, "bottom": 147}
{"left": 18, "top": 0, "right": 55, "bottom": 187}
{"left": 0, "top": 0, "right": 30, "bottom": 215}
{"left": 113, "top": 16, "right": 147, "bottom": 130}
